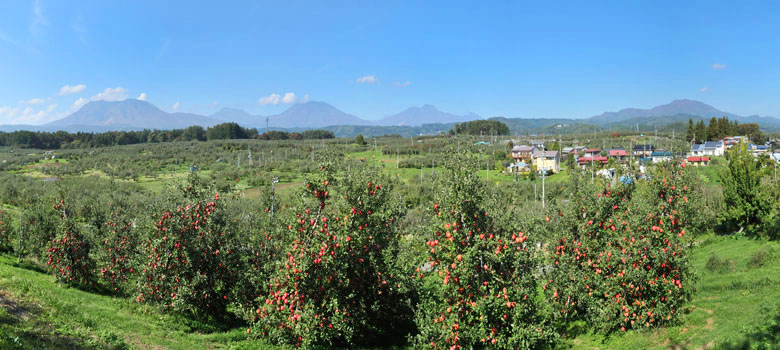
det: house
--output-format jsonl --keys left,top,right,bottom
{"left": 584, "top": 148, "right": 601, "bottom": 158}
{"left": 562, "top": 147, "right": 574, "bottom": 154}
{"left": 690, "top": 143, "right": 706, "bottom": 157}
{"left": 686, "top": 156, "right": 710, "bottom": 166}
{"left": 507, "top": 161, "right": 530, "bottom": 173}
{"left": 510, "top": 145, "right": 537, "bottom": 161}
{"left": 651, "top": 151, "right": 674, "bottom": 163}
{"left": 532, "top": 151, "right": 560, "bottom": 173}
{"left": 723, "top": 136, "right": 748, "bottom": 148}
{"left": 752, "top": 145, "right": 769, "bottom": 156}
{"left": 529, "top": 140, "right": 545, "bottom": 150}
{"left": 702, "top": 141, "right": 725, "bottom": 156}
{"left": 608, "top": 147, "right": 629, "bottom": 163}
{"left": 633, "top": 144, "right": 655, "bottom": 158}
{"left": 577, "top": 155, "right": 608, "bottom": 169}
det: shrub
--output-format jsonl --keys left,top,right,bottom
{"left": 0, "top": 211, "right": 15, "bottom": 252}
{"left": 719, "top": 141, "right": 772, "bottom": 236}
{"left": 747, "top": 247, "right": 776, "bottom": 269}
{"left": 97, "top": 210, "right": 139, "bottom": 294}
{"left": 136, "top": 175, "right": 241, "bottom": 319}
{"left": 413, "top": 155, "right": 556, "bottom": 349}
{"left": 250, "top": 163, "right": 413, "bottom": 348}
{"left": 705, "top": 254, "right": 736, "bottom": 273}
{"left": 46, "top": 198, "right": 95, "bottom": 286}
{"left": 545, "top": 162, "right": 697, "bottom": 333}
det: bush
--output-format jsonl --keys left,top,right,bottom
{"left": 97, "top": 210, "right": 139, "bottom": 294}
{"left": 545, "top": 162, "right": 697, "bottom": 333}
{"left": 747, "top": 247, "right": 776, "bottom": 269}
{"left": 250, "top": 163, "right": 413, "bottom": 348}
{"left": 705, "top": 254, "right": 736, "bottom": 273}
{"left": 46, "top": 198, "right": 95, "bottom": 286}
{"left": 0, "top": 210, "right": 16, "bottom": 252}
{"left": 136, "top": 175, "right": 241, "bottom": 319}
{"left": 413, "top": 155, "right": 556, "bottom": 349}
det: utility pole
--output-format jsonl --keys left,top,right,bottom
{"left": 542, "top": 169, "right": 546, "bottom": 209}
{"left": 271, "top": 177, "right": 279, "bottom": 217}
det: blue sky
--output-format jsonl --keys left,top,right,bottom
{"left": 1, "top": 1, "right": 780, "bottom": 125}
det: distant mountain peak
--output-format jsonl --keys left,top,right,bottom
{"left": 589, "top": 99, "right": 738, "bottom": 123}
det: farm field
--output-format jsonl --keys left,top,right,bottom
{"left": 0, "top": 132, "right": 777, "bottom": 350}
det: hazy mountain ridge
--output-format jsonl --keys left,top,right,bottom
{"left": 3, "top": 98, "right": 778, "bottom": 136}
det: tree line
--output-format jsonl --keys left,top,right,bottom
{"left": 0, "top": 123, "right": 334, "bottom": 149}
{"left": 685, "top": 116, "right": 764, "bottom": 143}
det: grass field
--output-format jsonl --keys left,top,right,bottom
{"left": 0, "top": 234, "right": 776, "bottom": 349}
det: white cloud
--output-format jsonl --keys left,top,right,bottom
{"left": 258, "top": 92, "right": 308, "bottom": 105}
{"left": 25, "top": 98, "right": 45, "bottom": 104}
{"left": 72, "top": 97, "right": 88, "bottom": 109}
{"left": 91, "top": 87, "right": 128, "bottom": 101}
{"left": 137, "top": 92, "right": 147, "bottom": 101}
{"left": 700, "top": 87, "right": 709, "bottom": 92}
{"left": 712, "top": 63, "right": 726, "bottom": 70}
{"left": 172, "top": 101, "right": 180, "bottom": 111}
{"left": 282, "top": 92, "right": 297, "bottom": 104}
{"left": 59, "top": 84, "right": 87, "bottom": 95}
{"left": 258, "top": 93, "right": 281, "bottom": 105}
{"left": 46, "top": 104, "right": 57, "bottom": 113}
{"left": 393, "top": 81, "right": 411, "bottom": 87}
{"left": 356, "top": 75, "right": 378, "bottom": 84}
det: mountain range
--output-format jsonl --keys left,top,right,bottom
{"left": 1, "top": 98, "right": 779, "bottom": 137}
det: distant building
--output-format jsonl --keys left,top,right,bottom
{"left": 723, "top": 136, "right": 748, "bottom": 148}
{"left": 529, "top": 140, "right": 545, "bottom": 150}
{"left": 632, "top": 144, "right": 655, "bottom": 158}
{"left": 690, "top": 143, "right": 706, "bottom": 156}
{"left": 686, "top": 156, "right": 710, "bottom": 166}
{"left": 651, "top": 151, "right": 674, "bottom": 163}
{"left": 532, "top": 151, "right": 560, "bottom": 173}
{"left": 702, "top": 141, "right": 725, "bottom": 156}
{"left": 584, "top": 148, "right": 601, "bottom": 158}
{"left": 577, "top": 155, "right": 608, "bottom": 169}
{"left": 511, "top": 145, "right": 537, "bottom": 161}
{"left": 608, "top": 148, "right": 629, "bottom": 163}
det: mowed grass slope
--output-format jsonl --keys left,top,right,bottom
{"left": 0, "top": 234, "right": 776, "bottom": 350}
{"left": 0, "top": 255, "right": 267, "bottom": 350}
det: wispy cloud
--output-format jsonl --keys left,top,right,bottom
{"left": 258, "top": 92, "right": 306, "bottom": 105}
{"left": 356, "top": 75, "right": 378, "bottom": 84}
{"left": 91, "top": 87, "right": 127, "bottom": 101}
{"left": 137, "top": 92, "right": 147, "bottom": 101}
{"left": 712, "top": 63, "right": 727, "bottom": 70}
{"left": 172, "top": 101, "right": 180, "bottom": 111}
{"left": 393, "top": 81, "right": 411, "bottom": 87}
{"left": 71, "top": 12, "right": 87, "bottom": 44}
{"left": 59, "top": 84, "right": 87, "bottom": 95}
{"left": 29, "top": 0, "right": 48, "bottom": 35}
{"left": 24, "top": 98, "right": 46, "bottom": 104}
{"left": 700, "top": 87, "right": 709, "bottom": 92}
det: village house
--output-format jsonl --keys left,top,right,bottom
{"left": 723, "top": 136, "right": 748, "bottom": 149}
{"left": 532, "top": 150, "right": 560, "bottom": 173}
{"left": 690, "top": 143, "right": 706, "bottom": 156}
{"left": 632, "top": 144, "right": 655, "bottom": 158}
{"left": 583, "top": 148, "right": 601, "bottom": 158}
{"left": 577, "top": 155, "right": 608, "bottom": 169}
{"left": 607, "top": 147, "right": 629, "bottom": 163}
{"left": 529, "top": 140, "right": 545, "bottom": 150}
{"left": 510, "top": 145, "right": 537, "bottom": 162}
{"left": 686, "top": 156, "right": 710, "bottom": 166}
{"left": 702, "top": 141, "right": 725, "bottom": 156}
{"left": 651, "top": 151, "right": 674, "bottom": 163}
